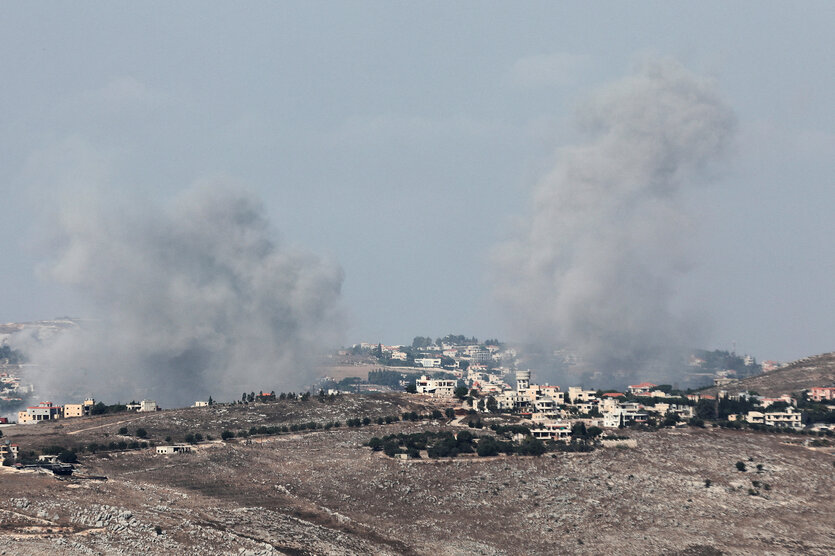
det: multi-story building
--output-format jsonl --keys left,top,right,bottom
{"left": 809, "top": 387, "right": 835, "bottom": 402}
{"left": 415, "top": 375, "right": 456, "bottom": 397}
{"left": 63, "top": 397, "right": 96, "bottom": 418}
{"left": 568, "top": 387, "right": 597, "bottom": 403}
{"left": 529, "top": 415, "right": 571, "bottom": 441}
{"left": 18, "top": 401, "right": 63, "bottom": 424}
{"left": 745, "top": 408, "right": 803, "bottom": 429}
{"left": 764, "top": 408, "right": 803, "bottom": 429}
{"left": 602, "top": 402, "right": 647, "bottom": 428}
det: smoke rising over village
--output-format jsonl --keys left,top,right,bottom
{"left": 14, "top": 184, "right": 344, "bottom": 407}
{"left": 495, "top": 59, "right": 736, "bottom": 383}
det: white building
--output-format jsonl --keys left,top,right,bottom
{"left": 529, "top": 416, "right": 571, "bottom": 441}
{"left": 415, "top": 375, "right": 456, "bottom": 397}
{"left": 156, "top": 445, "right": 193, "bottom": 454}
{"left": 763, "top": 408, "right": 803, "bottom": 429}
{"left": 414, "top": 358, "right": 441, "bottom": 368}
{"left": 568, "top": 387, "right": 597, "bottom": 403}
{"left": 602, "top": 403, "right": 647, "bottom": 428}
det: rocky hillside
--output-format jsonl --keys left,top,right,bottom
{"left": 703, "top": 352, "right": 835, "bottom": 397}
{"left": 1, "top": 393, "right": 834, "bottom": 555}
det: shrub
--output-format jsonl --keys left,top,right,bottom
{"left": 368, "top": 437, "right": 383, "bottom": 451}
{"left": 477, "top": 437, "right": 499, "bottom": 457}
{"left": 57, "top": 450, "right": 78, "bottom": 463}
{"left": 383, "top": 441, "right": 399, "bottom": 457}
{"left": 736, "top": 461, "right": 747, "bottom": 472}
{"left": 118, "top": 427, "right": 128, "bottom": 435}
{"left": 518, "top": 436, "right": 546, "bottom": 456}
{"left": 704, "top": 479, "right": 711, "bottom": 488}
{"left": 221, "top": 430, "right": 234, "bottom": 441}
{"left": 362, "top": 417, "right": 371, "bottom": 426}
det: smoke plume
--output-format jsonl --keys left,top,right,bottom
{"left": 495, "top": 59, "right": 735, "bottom": 384}
{"left": 16, "top": 183, "right": 344, "bottom": 407}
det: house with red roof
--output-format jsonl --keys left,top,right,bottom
{"left": 627, "top": 382, "right": 656, "bottom": 395}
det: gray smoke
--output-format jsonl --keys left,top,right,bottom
{"left": 495, "top": 59, "right": 735, "bottom": 384}
{"left": 15, "top": 184, "right": 344, "bottom": 407}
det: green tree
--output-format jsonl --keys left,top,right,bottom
{"left": 518, "top": 436, "right": 546, "bottom": 456}
{"left": 736, "top": 461, "right": 747, "bottom": 472}
{"left": 445, "top": 408, "right": 455, "bottom": 420}
{"left": 405, "top": 382, "right": 417, "bottom": 394}
{"left": 477, "top": 436, "right": 499, "bottom": 457}
{"left": 135, "top": 428, "right": 148, "bottom": 439}
{"left": 118, "top": 427, "right": 128, "bottom": 435}
{"left": 412, "top": 336, "right": 433, "bottom": 349}
{"left": 454, "top": 385, "right": 469, "bottom": 400}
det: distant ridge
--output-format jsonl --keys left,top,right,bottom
{"left": 704, "top": 351, "right": 835, "bottom": 397}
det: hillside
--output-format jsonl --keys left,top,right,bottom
{"left": 1, "top": 393, "right": 834, "bottom": 555}
{"left": 703, "top": 352, "right": 835, "bottom": 397}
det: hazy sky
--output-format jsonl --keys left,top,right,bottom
{"left": 2, "top": 2, "right": 834, "bottom": 363}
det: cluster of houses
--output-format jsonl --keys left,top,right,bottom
{"left": 0, "top": 371, "right": 33, "bottom": 405}
{"left": 413, "top": 370, "right": 835, "bottom": 440}
{"left": 15, "top": 398, "right": 159, "bottom": 424}
{"left": 356, "top": 341, "right": 514, "bottom": 369}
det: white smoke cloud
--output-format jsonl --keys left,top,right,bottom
{"left": 495, "top": 59, "right": 735, "bottom": 381}
{"left": 15, "top": 181, "right": 344, "bottom": 407}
